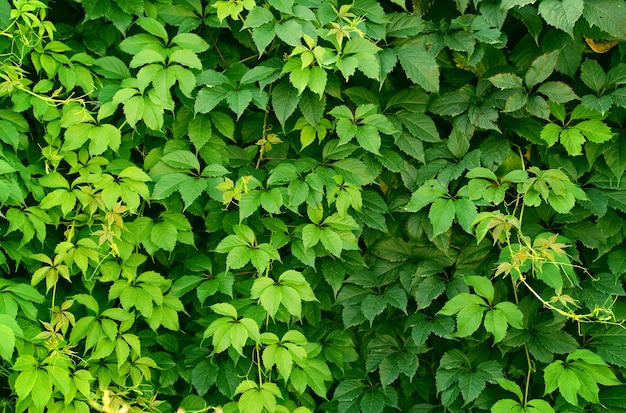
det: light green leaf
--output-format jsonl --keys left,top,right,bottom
{"left": 540, "top": 123, "right": 562, "bottom": 147}
{"left": 0, "top": 324, "right": 15, "bottom": 361}
{"left": 137, "top": 17, "right": 169, "bottom": 42}
{"left": 308, "top": 66, "right": 327, "bottom": 96}
{"left": 355, "top": 125, "right": 381, "bottom": 154}
{"left": 496, "top": 378, "right": 524, "bottom": 402}
{"left": 320, "top": 228, "right": 343, "bottom": 256}
{"left": 491, "top": 399, "right": 521, "bottom": 413}
{"left": 574, "top": 119, "right": 614, "bottom": 143}
{"left": 30, "top": 370, "right": 52, "bottom": 409}
{"left": 169, "top": 49, "right": 202, "bottom": 70}
{"left": 464, "top": 276, "right": 494, "bottom": 303}
{"left": 170, "top": 32, "right": 210, "bottom": 52}
{"left": 558, "top": 368, "right": 581, "bottom": 406}
{"left": 151, "top": 221, "right": 178, "bottom": 251}
{"left": 484, "top": 309, "right": 508, "bottom": 342}
{"left": 526, "top": 399, "right": 556, "bottom": 413}
{"left": 243, "top": 6, "right": 275, "bottom": 28}
{"left": 560, "top": 127, "right": 585, "bottom": 155}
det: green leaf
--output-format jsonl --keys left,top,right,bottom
{"left": 414, "top": 276, "right": 446, "bottom": 310}
{"left": 540, "top": 123, "right": 562, "bottom": 147}
{"left": 275, "top": 19, "right": 302, "bottom": 47}
{"left": 0, "top": 324, "right": 15, "bottom": 361}
{"left": 226, "top": 89, "right": 253, "bottom": 119}
{"left": 583, "top": 0, "right": 626, "bottom": 40}
{"left": 525, "top": 50, "right": 560, "bottom": 89}
{"left": 151, "top": 221, "right": 178, "bottom": 251}
{"left": 560, "top": 127, "right": 585, "bottom": 155}
{"left": 31, "top": 370, "right": 53, "bottom": 409}
{"left": 252, "top": 23, "right": 276, "bottom": 54}
{"left": 179, "top": 177, "right": 209, "bottom": 210}
{"left": 243, "top": 6, "right": 275, "bottom": 28}
{"left": 405, "top": 180, "right": 447, "bottom": 212}
{"left": 355, "top": 125, "right": 381, "bottom": 154}
{"left": 484, "top": 309, "right": 508, "bottom": 342}
{"left": 453, "top": 198, "right": 478, "bottom": 233}
{"left": 188, "top": 115, "right": 212, "bottom": 150}
{"left": 395, "top": 42, "right": 439, "bottom": 93}
{"left": 537, "top": 81, "right": 579, "bottom": 103}
{"left": 320, "top": 228, "right": 343, "bottom": 257}
{"left": 489, "top": 73, "right": 523, "bottom": 89}
{"left": 491, "top": 399, "right": 521, "bottom": 413}
{"left": 240, "top": 65, "right": 280, "bottom": 85}
{"left": 464, "top": 276, "right": 494, "bottom": 303}
{"left": 580, "top": 59, "right": 606, "bottom": 93}
{"left": 538, "top": 0, "right": 583, "bottom": 36}
{"left": 195, "top": 86, "right": 227, "bottom": 114}
{"left": 137, "top": 17, "right": 169, "bottom": 42}
{"left": 455, "top": 304, "right": 486, "bottom": 337}
{"left": 191, "top": 360, "right": 219, "bottom": 396}
{"left": 574, "top": 120, "right": 614, "bottom": 143}
{"left": 428, "top": 198, "right": 455, "bottom": 236}
{"left": 397, "top": 112, "right": 441, "bottom": 142}
{"left": 162, "top": 150, "right": 201, "bottom": 171}
{"left": 457, "top": 370, "right": 487, "bottom": 403}
{"left": 269, "top": 0, "right": 294, "bottom": 14}
{"left": 272, "top": 81, "right": 300, "bottom": 129}
{"left": 360, "top": 390, "right": 385, "bottom": 413}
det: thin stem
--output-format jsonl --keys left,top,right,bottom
{"left": 523, "top": 344, "right": 532, "bottom": 407}
{"left": 255, "top": 343, "right": 263, "bottom": 386}
{"left": 510, "top": 276, "right": 532, "bottom": 407}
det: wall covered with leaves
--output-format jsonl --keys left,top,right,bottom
{"left": 2, "top": 0, "right": 626, "bottom": 412}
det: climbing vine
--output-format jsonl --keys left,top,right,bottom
{"left": 1, "top": 0, "right": 626, "bottom": 412}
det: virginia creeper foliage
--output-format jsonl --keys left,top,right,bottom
{"left": 1, "top": 0, "right": 626, "bottom": 412}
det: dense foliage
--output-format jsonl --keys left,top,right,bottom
{"left": 2, "top": 0, "right": 626, "bottom": 412}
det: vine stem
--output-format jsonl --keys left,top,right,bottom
{"left": 523, "top": 344, "right": 532, "bottom": 407}
{"left": 255, "top": 343, "right": 263, "bottom": 386}
{"left": 510, "top": 276, "right": 532, "bottom": 407}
